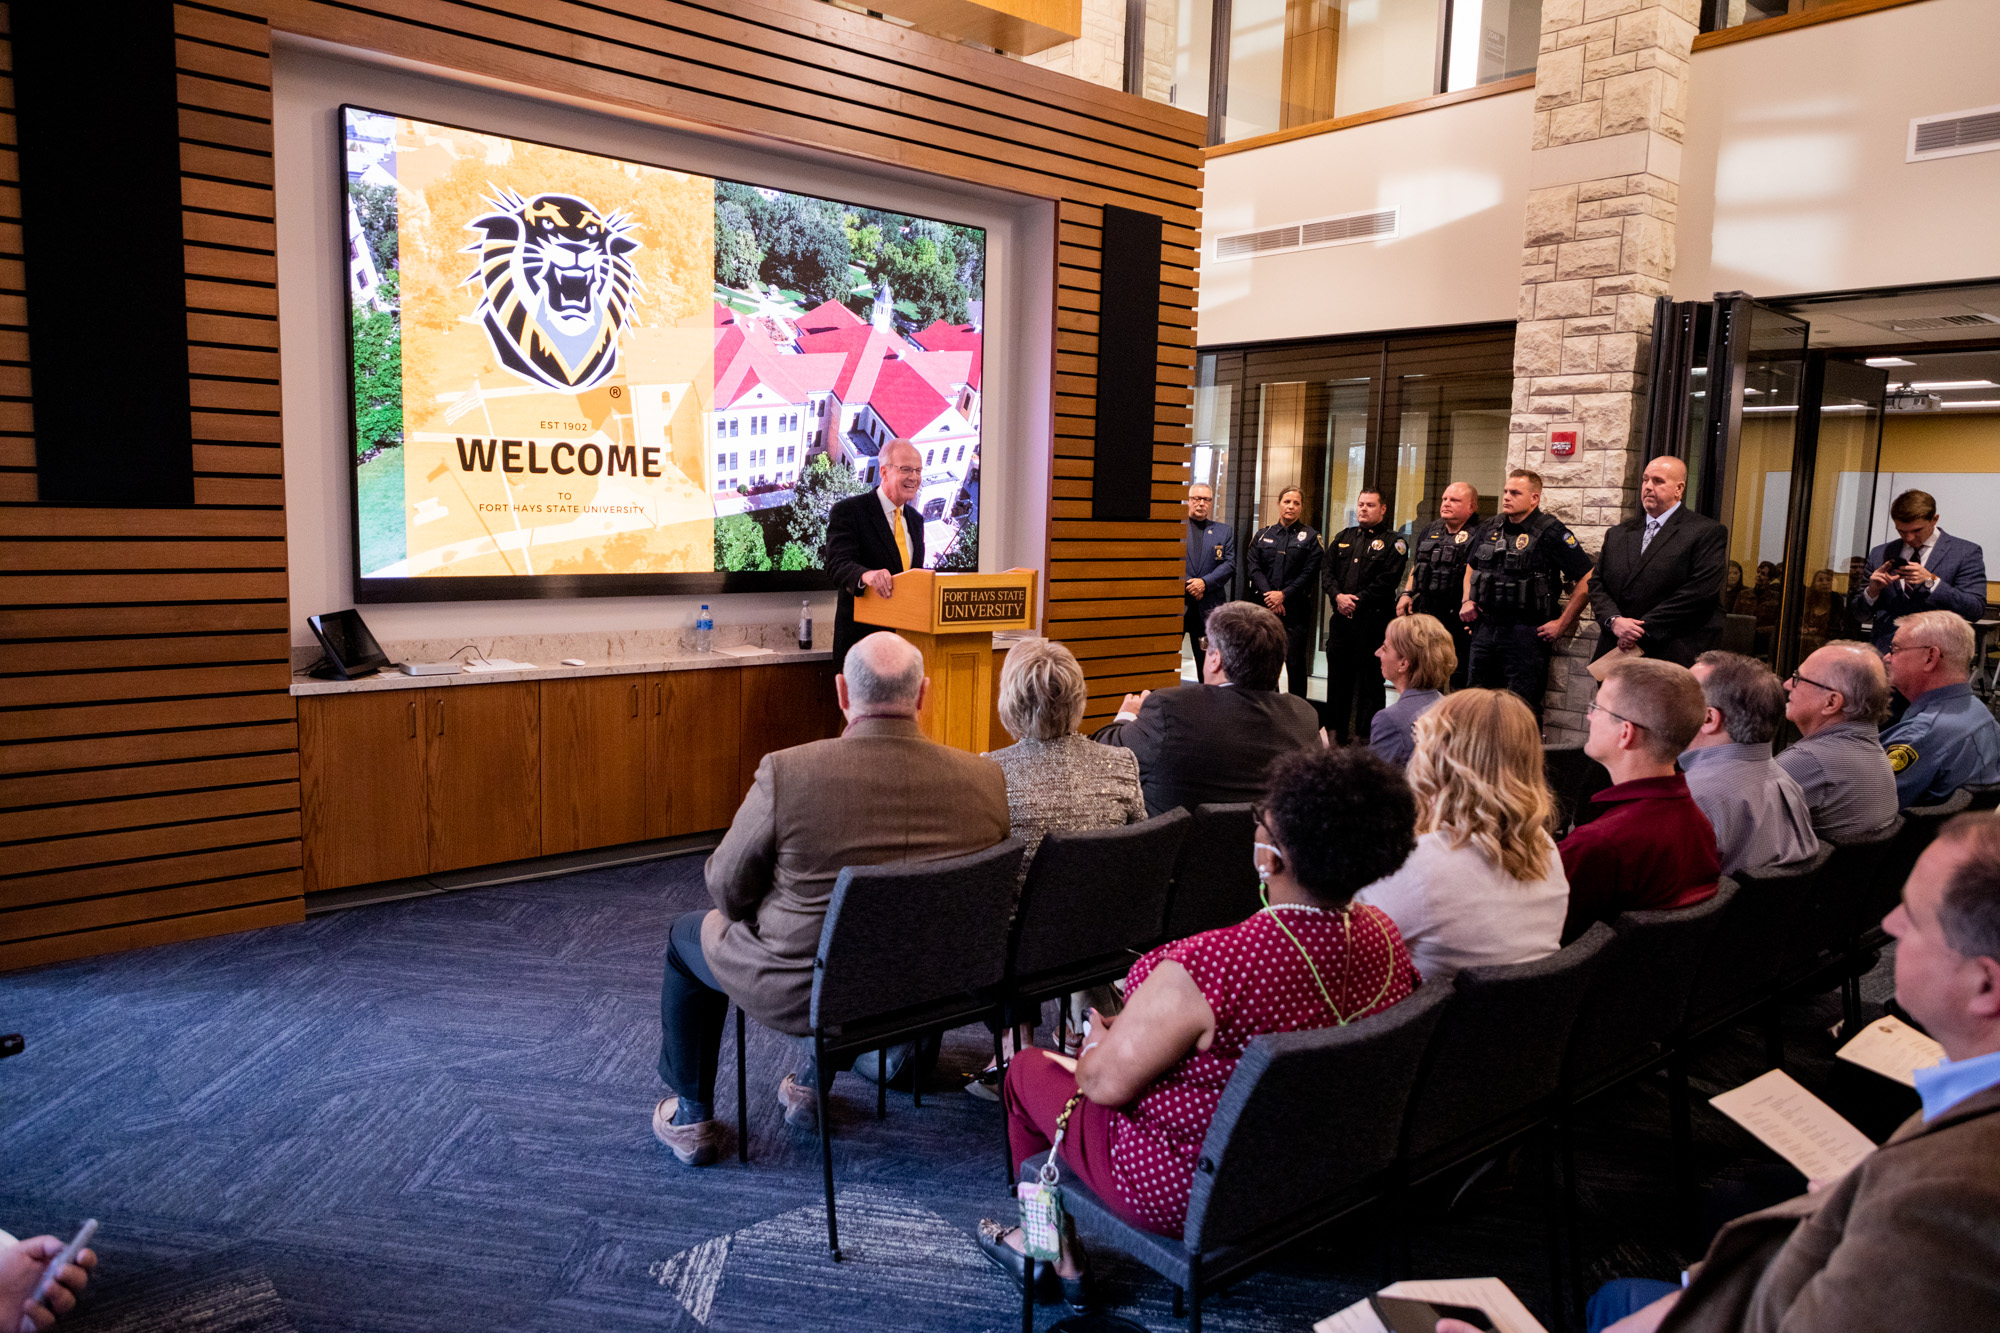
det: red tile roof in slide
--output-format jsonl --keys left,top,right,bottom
{"left": 710, "top": 301, "right": 972, "bottom": 423}
{"left": 867, "top": 357, "right": 952, "bottom": 439}
{"left": 912, "top": 320, "right": 982, "bottom": 390}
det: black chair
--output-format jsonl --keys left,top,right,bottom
{"left": 1005, "top": 809, "right": 1192, "bottom": 1045}
{"left": 1542, "top": 743, "right": 1612, "bottom": 837}
{"left": 1164, "top": 803, "right": 1259, "bottom": 940}
{"left": 1863, "top": 788, "right": 1975, "bottom": 944}
{"left": 1682, "top": 848, "right": 1831, "bottom": 1056}
{"left": 1797, "top": 817, "right": 1905, "bottom": 1034}
{"left": 1020, "top": 981, "right": 1452, "bottom": 1333}
{"left": 1963, "top": 781, "right": 2000, "bottom": 812}
{"left": 1396, "top": 925, "right": 1616, "bottom": 1314}
{"left": 733, "top": 838, "right": 1025, "bottom": 1260}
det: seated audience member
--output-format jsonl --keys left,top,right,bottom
{"left": 985, "top": 637, "right": 1145, "bottom": 859}
{"left": 1880, "top": 609, "right": 2000, "bottom": 807}
{"left": 1537, "top": 813, "right": 2000, "bottom": 1333}
{"left": 1368, "top": 613, "right": 1456, "bottom": 768}
{"left": 1093, "top": 601, "right": 1320, "bottom": 816}
{"left": 975, "top": 636, "right": 1145, "bottom": 1095}
{"left": 1559, "top": 659, "right": 1718, "bottom": 937}
{"left": 0, "top": 1230, "right": 95, "bottom": 1331}
{"left": 1775, "top": 642, "right": 1900, "bottom": 842}
{"left": 975, "top": 746, "right": 1421, "bottom": 1299}
{"left": 1356, "top": 688, "right": 1567, "bottom": 984}
{"left": 1681, "top": 652, "right": 1819, "bottom": 875}
{"left": 651, "top": 632, "right": 1009, "bottom": 1166}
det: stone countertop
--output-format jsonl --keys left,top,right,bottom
{"left": 291, "top": 642, "right": 835, "bottom": 696}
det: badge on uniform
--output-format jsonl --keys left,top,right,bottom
{"left": 1887, "top": 743, "right": 1918, "bottom": 773}
{"left": 1370, "top": 539, "right": 1384, "bottom": 551}
{"left": 1214, "top": 544, "right": 1224, "bottom": 559}
{"left": 1515, "top": 533, "right": 1531, "bottom": 551}
{"left": 1454, "top": 530, "right": 1469, "bottom": 544}
{"left": 1338, "top": 541, "right": 1351, "bottom": 549}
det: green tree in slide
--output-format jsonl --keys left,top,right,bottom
{"left": 784, "top": 454, "right": 868, "bottom": 569}
{"left": 938, "top": 519, "right": 978, "bottom": 571}
{"left": 352, "top": 272, "right": 402, "bottom": 461}
{"left": 714, "top": 512, "right": 773, "bottom": 571}
{"left": 714, "top": 200, "right": 763, "bottom": 291}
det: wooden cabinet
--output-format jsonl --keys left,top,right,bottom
{"left": 650, "top": 669, "right": 742, "bottom": 839}
{"left": 425, "top": 683, "right": 540, "bottom": 873}
{"left": 298, "top": 691, "right": 428, "bottom": 894}
{"left": 541, "top": 675, "right": 651, "bottom": 855}
{"left": 738, "top": 662, "right": 844, "bottom": 796}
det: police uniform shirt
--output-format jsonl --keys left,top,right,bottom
{"left": 1323, "top": 520, "right": 1407, "bottom": 614}
{"left": 1880, "top": 681, "right": 2000, "bottom": 807}
{"left": 1249, "top": 521, "right": 1322, "bottom": 617}
{"left": 1469, "top": 510, "right": 1593, "bottom": 619}
{"left": 1407, "top": 519, "right": 1475, "bottom": 611}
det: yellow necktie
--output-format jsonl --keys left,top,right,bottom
{"left": 892, "top": 505, "right": 911, "bottom": 570}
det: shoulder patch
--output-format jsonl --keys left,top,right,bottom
{"left": 1394, "top": 539, "right": 1407, "bottom": 554}
{"left": 1887, "top": 743, "right": 1918, "bottom": 774}
{"left": 1564, "top": 533, "right": 1578, "bottom": 547}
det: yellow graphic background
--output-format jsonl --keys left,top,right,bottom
{"left": 391, "top": 117, "right": 719, "bottom": 577}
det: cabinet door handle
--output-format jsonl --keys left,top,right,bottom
{"left": 654, "top": 682, "right": 662, "bottom": 717}
{"left": 437, "top": 698, "right": 446, "bottom": 736}
{"left": 630, "top": 682, "right": 640, "bottom": 718}
{"left": 408, "top": 700, "right": 416, "bottom": 739}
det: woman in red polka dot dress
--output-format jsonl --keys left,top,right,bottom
{"left": 978, "top": 745, "right": 1423, "bottom": 1305}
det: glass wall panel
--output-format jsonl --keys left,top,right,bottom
{"left": 1193, "top": 355, "right": 1234, "bottom": 525}
{"left": 1222, "top": 0, "right": 1449, "bottom": 141}
{"left": 1700, "top": 0, "right": 1849, "bottom": 34}
{"left": 1795, "top": 360, "right": 1885, "bottom": 662}
{"left": 1173, "top": 0, "right": 1215, "bottom": 114}
{"left": 1443, "top": 0, "right": 1543, "bottom": 92}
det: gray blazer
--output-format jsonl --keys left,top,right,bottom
{"left": 1369, "top": 688, "right": 1442, "bottom": 768}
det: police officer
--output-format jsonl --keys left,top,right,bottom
{"left": 1183, "top": 482, "right": 1235, "bottom": 672}
{"left": 1321, "top": 487, "right": 1408, "bottom": 743}
{"left": 1460, "top": 468, "right": 1594, "bottom": 720}
{"left": 1398, "top": 480, "right": 1479, "bottom": 690}
{"left": 1249, "top": 486, "right": 1323, "bottom": 698}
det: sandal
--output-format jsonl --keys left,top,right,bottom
{"left": 975, "top": 1220, "right": 1059, "bottom": 1302}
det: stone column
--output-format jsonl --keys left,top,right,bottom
{"left": 1509, "top": 0, "right": 1697, "bottom": 742}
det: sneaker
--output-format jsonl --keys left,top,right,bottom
{"left": 652, "top": 1097, "right": 724, "bottom": 1166}
{"left": 777, "top": 1073, "right": 819, "bottom": 1131}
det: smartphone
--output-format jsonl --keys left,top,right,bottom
{"left": 1369, "top": 1295, "right": 1496, "bottom": 1333}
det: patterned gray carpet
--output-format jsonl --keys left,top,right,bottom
{"left": 0, "top": 854, "right": 1914, "bottom": 1332}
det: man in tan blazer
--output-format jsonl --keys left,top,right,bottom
{"left": 651, "top": 631, "right": 1010, "bottom": 1166}
{"left": 1505, "top": 812, "right": 2000, "bottom": 1333}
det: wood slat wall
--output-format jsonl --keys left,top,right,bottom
{"left": 0, "top": 0, "right": 1202, "bottom": 970}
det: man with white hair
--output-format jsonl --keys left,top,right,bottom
{"left": 1879, "top": 610, "right": 2000, "bottom": 807}
{"left": 651, "top": 631, "right": 1009, "bottom": 1165}
{"left": 1776, "top": 641, "right": 1900, "bottom": 841}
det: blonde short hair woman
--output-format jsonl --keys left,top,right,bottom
{"left": 1368, "top": 613, "right": 1458, "bottom": 766}
{"left": 1355, "top": 688, "right": 1569, "bottom": 983}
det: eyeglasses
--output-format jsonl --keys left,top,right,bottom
{"left": 1786, "top": 669, "right": 1838, "bottom": 693}
{"left": 1884, "top": 641, "right": 1934, "bottom": 659}
{"left": 885, "top": 465, "right": 922, "bottom": 478}
{"left": 1586, "top": 698, "right": 1647, "bottom": 730}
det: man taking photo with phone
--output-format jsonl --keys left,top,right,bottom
{"left": 1849, "top": 489, "right": 1987, "bottom": 651}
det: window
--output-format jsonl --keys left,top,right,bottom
{"left": 728, "top": 419, "right": 739, "bottom": 438}
{"left": 926, "top": 449, "right": 935, "bottom": 465}
{"left": 957, "top": 445, "right": 966, "bottom": 462}
{"left": 729, "top": 451, "right": 738, "bottom": 470}
{"left": 716, "top": 452, "right": 726, "bottom": 470}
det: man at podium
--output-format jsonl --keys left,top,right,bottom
{"left": 825, "top": 438, "right": 927, "bottom": 664}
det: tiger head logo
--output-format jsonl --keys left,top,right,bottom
{"left": 463, "top": 188, "right": 643, "bottom": 392}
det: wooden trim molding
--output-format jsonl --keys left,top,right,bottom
{"left": 1205, "top": 73, "right": 1535, "bottom": 161}
{"left": 1691, "top": 0, "right": 1934, "bottom": 51}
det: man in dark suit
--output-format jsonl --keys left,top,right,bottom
{"left": 1183, "top": 481, "right": 1234, "bottom": 667}
{"left": 1588, "top": 455, "right": 1729, "bottom": 666}
{"left": 1849, "top": 488, "right": 1989, "bottom": 651}
{"left": 823, "top": 437, "right": 926, "bottom": 664}
{"left": 1091, "top": 601, "right": 1320, "bottom": 816}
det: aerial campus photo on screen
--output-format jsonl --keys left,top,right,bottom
{"left": 342, "top": 107, "right": 986, "bottom": 584}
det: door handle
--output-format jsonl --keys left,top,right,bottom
{"left": 654, "top": 682, "right": 662, "bottom": 716}
{"left": 408, "top": 700, "right": 416, "bottom": 739}
{"left": 437, "top": 697, "right": 446, "bottom": 737}
{"left": 630, "top": 682, "right": 639, "bottom": 718}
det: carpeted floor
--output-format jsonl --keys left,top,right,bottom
{"left": 0, "top": 855, "right": 1916, "bottom": 1332}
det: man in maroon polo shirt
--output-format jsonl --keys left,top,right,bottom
{"left": 1561, "top": 657, "right": 1720, "bottom": 938}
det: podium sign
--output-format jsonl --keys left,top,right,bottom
{"left": 855, "top": 568, "right": 1038, "bottom": 752}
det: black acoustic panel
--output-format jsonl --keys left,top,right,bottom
{"left": 1092, "top": 204, "right": 1163, "bottom": 523}
{"left": 16, "top": 4, "right": 195, "bottom": 505}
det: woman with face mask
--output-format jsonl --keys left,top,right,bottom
{"left": 974, "top": 746, "right": 1420, "bottom": 1308}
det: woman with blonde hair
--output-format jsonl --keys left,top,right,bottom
{"left": 1354, "top": 688, "right": 1568, "bottom": 983}
{"left": 1369, "top": 613, "right": 1457, "bottom": 766}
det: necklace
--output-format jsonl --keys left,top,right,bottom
{"left": 1259, "top": 888, "right": 1396, "bottom": 1026}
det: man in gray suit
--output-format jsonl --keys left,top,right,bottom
{"left": 651, "top": 631, "right": 1010, "bottom": 1165}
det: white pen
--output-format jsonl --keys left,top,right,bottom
{"left": 24, "top": 1218, "right": 95, "bottom": 1311}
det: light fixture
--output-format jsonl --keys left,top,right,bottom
{"left": 1941, "top": 400, "right": 2000, "bottom": 409}
{"left": 1865, "top": 357, "right": 1916, "bottom": 367}
{"left": 1909, "top": 380, "right": 1999, "bottom": 390}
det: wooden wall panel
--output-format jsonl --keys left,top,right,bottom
{"left": 0, "top": 2, "right": 303, "bottom": 967}
{"left": 0, "top": 0, "right": 1201, "bottom": 969}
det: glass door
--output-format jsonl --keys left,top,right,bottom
{"left": 1774, "top": 356, "right": 1888, "bottom": 674}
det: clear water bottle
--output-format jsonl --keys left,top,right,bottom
{"left": 797, "top": 599, "right": 813, "bottom": 650}
{"left": 696, "top": 604, "right": 713, "bottom": 654}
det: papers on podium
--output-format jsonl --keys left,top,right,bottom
{"left": 1837, "top": 1015, "right": 1946, "bottom": 1088}
{"left": 1316, "top": 1277, "right": 1547, "bottom": 1333}
{"left": 1710, "top": 1069, "right": 1876, "bottom": 1180}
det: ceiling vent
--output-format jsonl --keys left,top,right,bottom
{"left": 1872, "top": 313, "right": 2000, "bottom": 332}
{"left": 1214, "top": 207, "right": 1399, "bottom": 262}
{"left": 1909, "top": 104, "right": 2000, "bottom": 162}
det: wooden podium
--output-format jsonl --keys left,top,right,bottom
{"left": 853, "top": 567, "right": 1039, "bottom": 753}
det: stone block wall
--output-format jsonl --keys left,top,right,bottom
{"left": 1022, "top": 0, "right": 1176, "bottom": 103}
